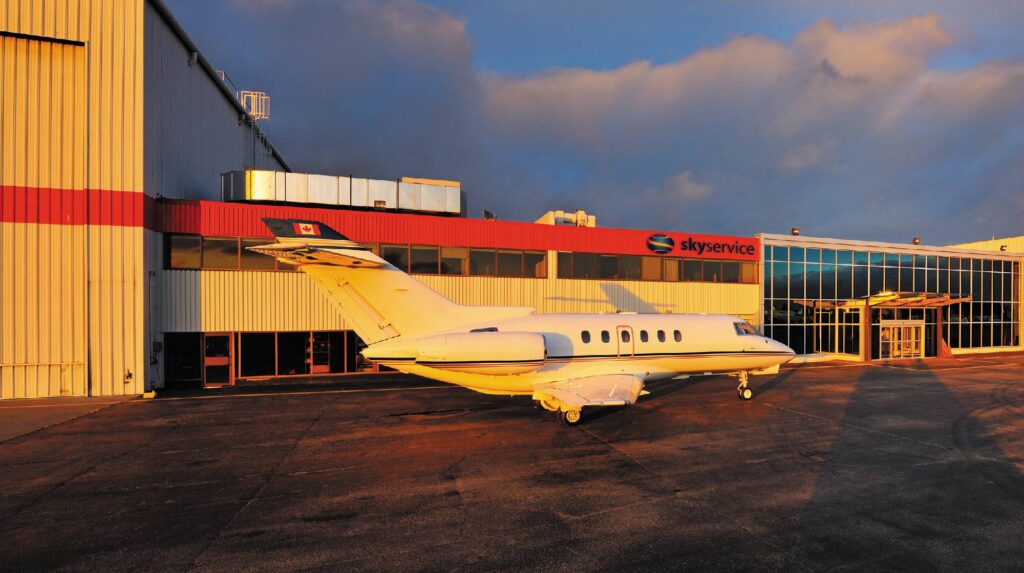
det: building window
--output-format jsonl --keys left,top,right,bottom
{"left": 641, "top": 256, "right": 662, "bottom": 281}
{"left": 167, "top": 235, "right": 201, "bottom": 269}
{"left": 381, "top": 244, "right": 409, "bottom": 271}
{"left": 470, "top": 249, "right": 497, "bottom": 276}
{"left": 410, "top": 246, "right": 440, "bottom": 274}
{"left": 497, "top": 250, "right": 524, "bottom": 277}
{"left": 440, "top": 247, "right": 468, "bottom": 275}
{"left": 524, "top": 251, "right": 547, "bottom": 278}
{"left": 240, "top": 239, "right": 278, "bottom": 270}
{"left": 683, "top": 260, "right": 702, "bottom": 281}
{"left": 202, "top": 237, "right": 240, "bottom": 269}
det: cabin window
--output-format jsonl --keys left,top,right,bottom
{"left": 734, "top": 322, "right": 757, "bottom": 336}
{"left": 581, "top": 331, "right": 591, "bottom": 343}
{"left": 601, "top": 330, "right": 610, "bottom": 343}
{"left": 621, "top": 330, "right": 631, "bottom": 343}
{"left": 640, "top": 330, "right": 648, "bottom": 343}
{"left": 674, "top": 330, "right": 682, "bottom": 342}
{"left": 657, "top": 330, "right": 666, "bottom": 342}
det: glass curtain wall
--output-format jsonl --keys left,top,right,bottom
{"left": 763, "top": 243, "right": 1020, "bottom": 355}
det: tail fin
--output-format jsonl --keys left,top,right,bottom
{"left": 249, "top": 218, "right": 534, "bottom": 344}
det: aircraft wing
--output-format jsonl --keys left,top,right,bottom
{"left": 532, "top": 374, "right": 646, "bottom": 408}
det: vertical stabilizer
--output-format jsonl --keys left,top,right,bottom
{"left": 249, "top": 219, "right": 534, "bottom": 343}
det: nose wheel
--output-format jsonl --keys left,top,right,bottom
{"left": 736, "top": 371, "right": 753, "bottom": 400}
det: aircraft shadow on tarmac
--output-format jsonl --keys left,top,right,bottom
{"left": 778, "top": 360, "right": 1024, "bottom": 569}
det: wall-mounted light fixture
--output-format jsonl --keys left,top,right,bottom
{"left": 912, "top": 237, "right": 921, "bottom": 245}
{"left": 790, "top": 227, "right": 800, "bottom": 236}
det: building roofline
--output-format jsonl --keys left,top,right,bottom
{"left": 147, "top": 0, "right": 291, "bottom": 171}
{"left": 759, "top": 233, "right": 1023, "bottom": 260}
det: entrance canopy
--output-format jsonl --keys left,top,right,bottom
{"left": 793, "top": 291, "right": 972, "bottom": 311}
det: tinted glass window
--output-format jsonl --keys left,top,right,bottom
{"left": 497, "top": 250, "right": 523, "bottom": 277}
{"left": 524, "top": 251, "right": 547, "bottom": 278}
{"left": 674, "top": 330, "right": 682, "bottom": 342}
{"left": 167, "top": 234, "right": 201, "bottom": 269}
{"left": 722, "top": 261, "right": 740, "bottom": 283}
{"left": 703, "top": 261, "right": 723, "bottom": 282}
{"left": 573, "top": 253, "right": 599, "bottom": 279}
{"left": 581, "top": 331, "right": 591, "bottom": 343}
{"left": 440, "top": 247, "right": 467, "bottom": 275}
{"left": 470, "top": 249, "right": 496, "bottom": 276}
{"left": 641, "top": 257, "right": 662, "bottom": 281}
{"left": 557, "top": 252, "right": 572, "bottom": 278}
{"left": 740, "top": 262, "right": 757, "bottom": 284}
{"left": 381, "top": 244, "right": 408, "bottom": 271}
{"left": 663, "top": 259, "right": 681, "bottom": 282}
{"left": 599, "top": 255, "right": 619, "bottom": 279}
{"left": 619, "top": 255, "right": 642, "bottom": 280}
{"left": 601, "top": 330, "right": 610, "bottom": 343}
{"left": 202, "top": 237, "right": 239, "bottom": 269}
{"left": 410, "top": 246, "right": 439, "bottom": 274}
{"left": 683, "top": 260, "right": 702, "bottom": 281}
{"left": 240, "top": 239, "right": 277, "bottom": 270}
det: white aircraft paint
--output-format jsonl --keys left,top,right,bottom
{"left": 251, "top": 219, "right": 795, "bottom": 424}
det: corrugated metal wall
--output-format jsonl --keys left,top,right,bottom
{"left": 1, "top": 0, "right": 146, "bottom": 398}
{"left": 160, "top": 269, "right": 758, "bottom": 334}
{"left": 142, "top": 1, "right": 283, "bottom": 202}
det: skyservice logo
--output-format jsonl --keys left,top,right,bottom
{"left": 646, "top": 234, "right": 675, "bottom": 254}
{"left": 646, "top": 234, "right": 756, "bottom": 256}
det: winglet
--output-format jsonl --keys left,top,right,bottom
{"left": 262, "top": 218, "right": 349, "bottom": 241}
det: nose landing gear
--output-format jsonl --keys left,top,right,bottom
{"left": 558, "top": 409, "right": 583, "bottom": 425}
{"left": 736, "top": 371, "right": 753, "bottom": 400}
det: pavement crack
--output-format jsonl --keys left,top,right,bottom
{"left": 186, "top": 406, "right": 327, "bottom": 571}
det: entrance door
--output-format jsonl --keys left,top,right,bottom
{"left": 203, "top": 333, "right": 234, "bottom": 386}
{"left": 879, "top": 322, "right": 924, "bottom": 359}
{"left": 616, "top": 326, "right": 634, "bottom": 356}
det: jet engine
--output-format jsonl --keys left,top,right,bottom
{"left": 414, "top": 332, "right": 546, "bottom": 375}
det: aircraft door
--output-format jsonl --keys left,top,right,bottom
{"left": 616, "top": 326, "right": 634, "bottom": 356}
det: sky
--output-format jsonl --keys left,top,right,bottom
{"left": 164, "top": 0, "right": 1024, "bottom": 244}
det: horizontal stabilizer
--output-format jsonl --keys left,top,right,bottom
{"left": 246, "top": 243, "right": 385, "bottom": 268}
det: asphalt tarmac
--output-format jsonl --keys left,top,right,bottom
{"left": 1, "top": 355, "right": 1023, "bottom": 572}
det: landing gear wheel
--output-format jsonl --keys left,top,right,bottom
{"left": 738, "top": 387, "right": 753, "bottom": 400}
{"left": 559, "top": 409, "right": 582, "bottom": 426}
{"left": 736, "top": 371, "right": 752, "bottom": 401}
{"left": 533, "top": 400, "right": 544, "bottom": 410}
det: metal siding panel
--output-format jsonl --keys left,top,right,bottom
{"left": 307, "top": 174, "right": 338, "bottom": 206}
{"left": 367, "top": 179, "right": 397, "bottom": 209}
{"left": 284, "top": 172, "right": 307, "bottom": 203}
{"left": 336, "top": 176, "right": 351, "bottom": 206}
{"left": 398, "top": 182, "right": 419, "bottom": 210}
{"left": 350, "top": 178, "right": 368, "bottom": 207}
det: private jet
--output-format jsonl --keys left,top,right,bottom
{"left": 249, "top": 219, "right": 795, "bottom": 425}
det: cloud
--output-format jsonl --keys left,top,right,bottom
{"left": 663, "top": 171, "right": 713, "bottom": 202}
{"left": 167, "top": 2, "right": 1024, "bottom": 243}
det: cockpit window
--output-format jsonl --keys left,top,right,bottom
{"left": 734, "top": 321, "right": 757, "bottom": 336}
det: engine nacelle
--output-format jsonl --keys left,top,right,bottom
{"left": 415, "top": 332, "right": 546, "bottom": 375}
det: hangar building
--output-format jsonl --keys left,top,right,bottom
{"left": 1, "top": 0, "right": 1021, "bottom": 399}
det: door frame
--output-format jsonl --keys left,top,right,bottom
{"left": 203, "top": 332, "right": 235, "bottom": 387}
{"left": 616, "top": 325, "right": 635, "bottom": 357}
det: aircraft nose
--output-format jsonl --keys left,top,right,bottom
{"left": 768, "top": 337, "right": 797, "bottom": 360}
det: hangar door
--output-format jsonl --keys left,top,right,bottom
{"left": 0, "top": 35, "right": 88, "bottom": 398}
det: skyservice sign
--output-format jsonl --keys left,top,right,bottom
{"left": 646, "top": 233, "right": 757, "bottom": 260}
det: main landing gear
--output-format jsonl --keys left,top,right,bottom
{"left": 558, "top": 409, "right": 583, "bottom": 426}
{"left": 736, "top": 371, "right": 753, "bottom": 400}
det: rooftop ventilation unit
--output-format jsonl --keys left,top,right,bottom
{"left": 239, "top": 90, "right": 270, "bottom": 121}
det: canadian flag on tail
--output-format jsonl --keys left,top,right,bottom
{"left": 293, "top": 222, "right": 321, "bottom": 236}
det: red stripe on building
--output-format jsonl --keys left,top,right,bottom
{"left": 156, "top": 200, "right": 760, "bottom": 260}
{"left": 0, "top": 186, "right": 152, "bottom": 227}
